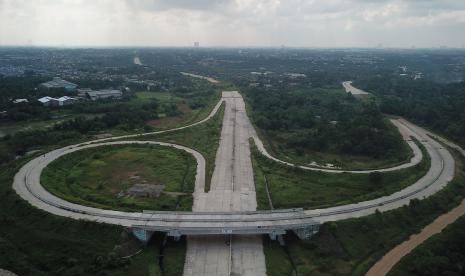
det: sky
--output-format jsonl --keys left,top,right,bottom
{"left": 1, "top": 0, "right": 465, "bottom": 48}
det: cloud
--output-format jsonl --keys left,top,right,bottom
{"left": 0, "top": 0, "right": 464, "bottom": 47}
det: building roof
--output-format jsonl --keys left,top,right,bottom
{"left": 86, "top": 90, "right": 123, "bottom": 101}
{"left": 57, "top": 96, "right": 75, "bottom": 102}
{"left": 87, "top": 89, "right": 122, "bottom": 96}
{"left": 38, "top": 96, "right": 57, "bottom": 103}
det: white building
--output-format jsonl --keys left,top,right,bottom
{"left": 12, "top": 99, "right": 28, "bottom": 104}
{"left": 38, "top": 96, "right": 59, "bottom": 107}
{"left": 38, "top": 96, "right": 77, "bottom": 107}
{"left": 57, "top": 96, "right": 77, "bottom": 106}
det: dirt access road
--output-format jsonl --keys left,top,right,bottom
{"left": 367, "top": 140, "right": 465, "bottom": 276}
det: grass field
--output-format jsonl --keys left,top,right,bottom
{"left": 42, "top": 144, "right": 196, "bottom": 211}
{"left": 263, "top": 147, "right": 465, "bottom": 276}
{"left": 137, "top": 88, "right": 221, "bottom": 131}
{"left": 252, "top": 140, "right": 430, "bottom": 210}
{"left": 132, "top": 103, "right": 224, "bottom": 192}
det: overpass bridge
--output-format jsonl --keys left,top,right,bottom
{"left": 131, "top": 209, "right": 320, "bottom": 242}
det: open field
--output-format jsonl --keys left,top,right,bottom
{"left": 134, "top": 103, "right": 224, "bottom": 192}
{"left": 142, "top": 90, "right": 221, "bottom": 130}
{"left": 252, "top": 141, "right": 430, "bottom": 210}
{"left": 42, "top": 144, "right": 196, "bottom": 211}
{"left": 263, "top": 147, "right": 465, "bottom": 275}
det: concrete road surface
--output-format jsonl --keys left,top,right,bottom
{"left": 184, "top": 91, "right": 266, "bottom": 276}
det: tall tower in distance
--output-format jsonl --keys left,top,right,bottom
{"left": 194, "top": 42, "right": 200, "bottom": 48}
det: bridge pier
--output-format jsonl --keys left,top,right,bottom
{"left": 268, "top": 229, "right": 286, "bottom": 241}
{"left": 292, "top": 224, "right": 320, "bottom": 240}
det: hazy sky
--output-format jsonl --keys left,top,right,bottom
{"left": 1, "top": 0, "right": 465, "bottom": 48}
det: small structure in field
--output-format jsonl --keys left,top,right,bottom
{"left": 127, "top": 183, "right": 165, "bottom": 198}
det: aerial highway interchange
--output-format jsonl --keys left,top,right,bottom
{"left": 12, "top": 80, "right": 456, "bottom": 276}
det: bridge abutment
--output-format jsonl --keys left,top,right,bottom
{"left": 292, "top": 224, "right": 320, "bottom": 240}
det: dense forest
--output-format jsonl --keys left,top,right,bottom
{"left": 357, "top": 77, "right": 465, "bottom": 147}
{"left": 244, "top": 86, "right": 405, "bottom": 160}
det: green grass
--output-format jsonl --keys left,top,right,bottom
{"left": 42, "top": 144, "right": 196, "bottom": 211}
{"left": 263, "top": 238, "right": 294, "bottom": 276}
{"left": 136, "top": 91, "right": 179, "bottom": 102}
{"left": 139, "top": 87, "right": 222, "bottom": 131}
{"left": 113, "top": 234, "right": 186, "bottom": 276}
{"left": 263, "top": 147, "right": 465, "bottom": 276}
{"left": 252, "top": 140, "right": 430, "bottom": 210}
{"left": 131, "top": 103, "right": 225, "bottom": 192}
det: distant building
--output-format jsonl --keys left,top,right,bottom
{"left": 38, "top": 96, "right": 77, "bottom": 107}
{"left": 12, "top": 99, "right": 28, "bottom": 104}
{"left": 57, "top": 96, "right": 77, "bottom": 106}
{"left": 77, "top": 88, "right": 93, "bottom": 98}
{"left": 194, "top": 42, "right": 200, "bottom": 48}
{"left": 38, "top": 96, "right": 59, "bottom": 107}
{"left": 86, "top": 89, "right": 123, "bottom": 101}
{"left": 40, "top": 77, "right": 77, "bottom": 91}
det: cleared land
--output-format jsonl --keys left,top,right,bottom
{"left": 41, "top": 144, "right": 196, "bottom": 211}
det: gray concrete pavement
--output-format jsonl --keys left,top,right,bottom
{"left": 185, "top": 92, "right": 266, "bottom": 276}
